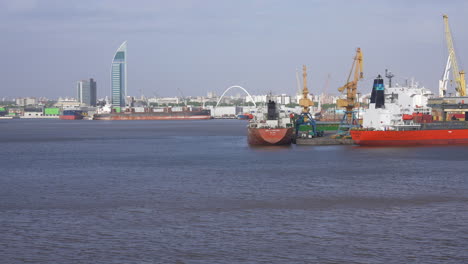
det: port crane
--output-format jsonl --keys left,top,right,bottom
{"left": 441, "top": 14, "right": 466, "bottom": 97}
{"left": 293, "top": 65, "right": 323, "bottom": 139}
{"left": 439, "top": 53, "right": 452, "bottom": 97}
{"left": 336, "top": 48, "right": 363, "bottom": 134}
{"left": 299, "top": 65, "right": 314, "bottom": 114}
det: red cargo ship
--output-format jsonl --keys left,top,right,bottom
{"left": 352, "top": 75, "right": 468, "bottom": 146}
{"left": 93, "top": 108, "right": 211, "bottom": 120}
{"left": 351, "top": 127, "right": 468, "bottom": 146}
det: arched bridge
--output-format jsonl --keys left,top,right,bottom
{"left": 215, "top": 85, "right": 257, "bottom": 108}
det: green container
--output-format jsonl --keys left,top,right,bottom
{"left": 44, "top": 108, "right": 60, "bottom": 115}
{"left": 0, "top": 107, "right": 5, "bottom": 112}
{"left": 298, "top": 125, "right": 313, "bottom": 131}
{"left": 113, "top": 107, "right": 121, "bottom": 113}
{"left": 316, "top": 124, "right": 339, "bottom": 131}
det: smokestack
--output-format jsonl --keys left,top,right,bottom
{"left": 370, "top": 78, "right": 378, "bottom": 104}
{"left": 267, "top": 100, "right": 277, "bottom": 120}
{"left": 375, "top": 75, "right": 385, "bottom": 108}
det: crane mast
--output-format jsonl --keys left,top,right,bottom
{"left": 293, "top": 65, "right": 323, "bottom": 139}
{"left": 337, "top": 48, "right": 363, "bottom": 123}
{"left": 299, "top": 65, "right": 313, "bottom": 113}
{"left": 443, "top": 14, "right": 466, "bottom": 96}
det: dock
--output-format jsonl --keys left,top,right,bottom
{"left": 295, "top": 131, "right": 355, "bottom": 145}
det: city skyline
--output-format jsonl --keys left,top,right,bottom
{"left": 1, "top": 1, "right": 468, "bottom": 99}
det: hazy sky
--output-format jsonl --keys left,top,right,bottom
{"left": 2, "top": 0, "right": 468, "bottom": 99}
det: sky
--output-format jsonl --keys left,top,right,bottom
{"left": 1, "top": 0, "right": 468, "bottom": 99}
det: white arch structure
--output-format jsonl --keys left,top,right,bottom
{"left": 215, "top": 85, "right": 257, "bottom": 108}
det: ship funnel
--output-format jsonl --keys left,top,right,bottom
{"left": 370, "top": 75, "right": 385, "bottom": 108}
{"left": 267, "top": 100, "right": 277, "bottom": 120}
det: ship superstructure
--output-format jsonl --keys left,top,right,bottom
{"left": 362, "top": 75, "right": 433, "bottom": 131}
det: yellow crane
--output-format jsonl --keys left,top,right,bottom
{"left": 299, "top": 65, "right": 314, "bottom": 113}
{"left": 443, "top": 14, "right": 466, "bottom": 96}
{"left": 337, "top": 47, "right": 363, "bottom": 124}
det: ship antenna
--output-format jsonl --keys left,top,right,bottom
{"left": 385, "top": 69, "right": 395, "bottom": 88}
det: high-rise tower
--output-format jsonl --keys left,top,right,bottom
{"left": 77, "top": 78, "right": 97, "bottom": 106}
{"left": 111, "top": 41, "right": 127, "bottom": 108}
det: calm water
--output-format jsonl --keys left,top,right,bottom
{"left": 1, "top": 119, "right": 468, "bottom": 263}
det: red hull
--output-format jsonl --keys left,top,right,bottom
{"left": 248, "top": 128, "right": 293, "bottom": 145}
{"left": 351, "top": 129, "right": 468, "bottom": 146}
{"left": 93, "top": 115, "right": 211, "bottom": 120}
{"left": 59, "top": 115, "right": 83, "bottom": 120}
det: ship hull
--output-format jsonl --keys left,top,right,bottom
{"left": 59, "top": 115, "right": 83, "bottom": 120}
{"left": 93, "top": 110, "right": 211, "bottom": 120}
{"left": 248, "top": 127, "right": 293, "bottom": 145}
{"left": 351, "top": 129, "right": 468, "bottom": 146}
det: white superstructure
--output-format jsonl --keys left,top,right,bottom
{"left": 250, "top": 101, "right": 292, "bottom": 129}
{"left": 362, "top": 80, "right": 433, "bottom": 131}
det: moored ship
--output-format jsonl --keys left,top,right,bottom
{"left": 59, "top": 110, "right": 84, "bottom": 120}
{"left": 93, "top": 107, "right": 211, "bottom": 120}
{"left": 237, "top": 113, "right": 253, "bottom": 120}
{"left": 351, "top": 75, "right": 468, "bottom": 146}
{"left": 248, "top": 100, "right": 294, "bottom": 145}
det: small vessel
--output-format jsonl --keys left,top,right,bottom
{"left": 351, "top": 75, "right": 468, "bottom": 146}
{"left": 237, "top": 113, "right": 253, "bottom": 120}
{"left": 247, "top": 99, "right": 294, "bottom": 145}
{"left": 93, "top": 107, "right": 211, "bottom": 120}
{"left": 59, "top": 110, "right": 84, "bottom": 120}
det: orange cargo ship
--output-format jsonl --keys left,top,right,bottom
{"left": 248, "top": 127, "right": 294, "bottom": 145}
{"left": 248, "top": 100, "right": 294, "bottom": 145}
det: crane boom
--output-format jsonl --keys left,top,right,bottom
{"left": 337, "top": 48, "right": 363, "bottom": 122}
{"left": 443, "top": 14, "right": 466, "bottom": 96}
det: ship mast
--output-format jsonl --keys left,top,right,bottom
{"left": 299, "top": 65, "right": 313, "bottom": 113}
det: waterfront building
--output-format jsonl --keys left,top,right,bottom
{"left": 77, "top": 78, "right": 97, "bottom": 106}
{"left": 54, "top": 97, "right": 81, "bottom": 109}
{"left": 275, "top": 94, "right": 291, "bottom": 105}
{"left": 111, "top": 41, "right": 127, "bottom": 108}
{"left": 15, "top": 97, "right": 37, "bottom": 106}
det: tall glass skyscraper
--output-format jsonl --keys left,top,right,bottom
{"left": 111, "top": 41, "right": 127, "bottom": 108}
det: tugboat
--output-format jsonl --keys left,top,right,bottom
{"left": 247, "top": 99, "right": 294, "bottom": 145}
